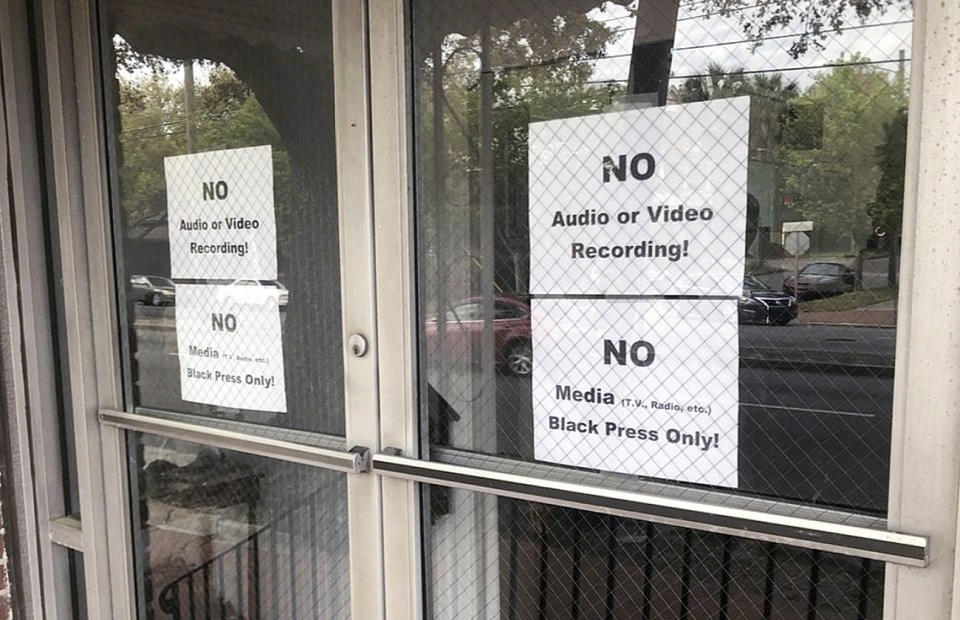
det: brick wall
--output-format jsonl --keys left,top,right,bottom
{"left": 0, "top": 476, "right": 11, "bottom": 620}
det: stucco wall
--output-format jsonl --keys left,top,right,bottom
{"left": 0, "top": 476, "right": 11, "bottom": 620}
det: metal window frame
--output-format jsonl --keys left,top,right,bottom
{"left": 35, "top": 0, "right": 134, "bottom": 615}
{"left": 48, "top": 517, "right": 84, "bottom": 553}
{"left": 332, "top": 1, "right": 389, "bottom": 618}
{"left": 363, "top": 1, "right": 938, "bottom": 618}
{"left": 0, "top": 0, "right": 114, "bottom": 616}
{"left": 0, "top": 1, "right": 68, "bottom": 615}
{"left": 368, "top": 1, "right": 423, "bottom": 619}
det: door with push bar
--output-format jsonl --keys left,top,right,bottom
{"left": 380, "top": 1, "right": 927, "bottom": 619}
{"left": 94, "top": 0, "right": 380, "bottom": 617}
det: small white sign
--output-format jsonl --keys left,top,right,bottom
{"left": 528, "top": 98, "right": 749, "bottom": 296}
{"left": 532, "top": 298, "right": 739, "bottom": 487}
{"left": 782, "top": 220, "right": 814, "bottom": 233}
{"left": 165, "top": 145, "right": 278, "bottom": 280}
{"left": 175, "top": 284, "right": 287, "bottom": 412}
{"left": 783, "top": 231, "right": 810, "bottom": 256}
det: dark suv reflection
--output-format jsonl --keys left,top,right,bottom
{"left": 739, "top": 275, "right": 798, "bottom": 325}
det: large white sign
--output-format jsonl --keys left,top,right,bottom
{"left": 532, "top": 298, "right": 739, "bottom": 487}
{"left": 528, "top": 98, "right": 749, "bottom": 296}
{"left": 176, "top": 284, "right": 287, "bottom": 412}
{"left": 165, "top": 145, "right": 278, "bottom": 280}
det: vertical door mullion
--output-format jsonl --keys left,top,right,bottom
{"left": 66, "top": 1, "right": 137, "bottom": 617}
{"left": 38, "top": 0, "right": 136, "bottom": 616}
{"left": 369, "top": 1, "right": 423, "bottom": 619}
{"left": 35, "top": 0, "right": 113, "bottom": 616}
{"left": 0, "top": 1, "right": 63, "bottom": 615}
{"left": 332, "top": 1, "right": 386, "bottom": 619}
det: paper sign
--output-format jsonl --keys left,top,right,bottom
{"left": 165, "top": 145, "right": 278, "bottom": 280}
{"left": 528, "top": 98, "right": 749, "bottom": 296}
{"left": 532, "top": 297, "right": 739, "bottom": 487}
{"left": 175, "top": 284, "right": 287, "bottom": 412}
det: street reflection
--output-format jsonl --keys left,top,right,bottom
{"left": 425, "top": 317, "right": 893, "bottom": 513}
{"left": 419, "top": 248, "right": 897, "bottom": 513}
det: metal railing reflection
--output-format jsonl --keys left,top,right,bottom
{"left": 499, "top": 501, "right": 881, "bottom": 620}
{"left": 156, "top": 484, "right": 334, "bottom": 620}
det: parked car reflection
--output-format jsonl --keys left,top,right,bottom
{"left": 129, "top": 274, "right": 175, "bottom": 306}
{"left": 215, "top": 279, "right": 289, "bottom": 309}
{"left": 783, "top": 262, "right": 856, "bottom": 299}
{"left": 739, "top": 275, "right": 798, "bottom": 325}
{"left": 425, "top": 296, "right": 532, "bottom": 376}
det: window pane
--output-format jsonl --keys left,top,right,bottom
{"left": 128, "top": 432, "right": 350, "bottom": 619}
{"left": 104, "top": 0, "right": 345, "bottom": 435}
{"left": 426, "top": 487, "right": 884, "bottom": 619}
{"left": 413, "top": 0, "right": 911, "bottom": 514}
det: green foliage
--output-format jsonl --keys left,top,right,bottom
{"left": 116, "top": 63, "right": 293, "bottom": 239}
{"left": 781, "top": 56, "right": 906, "bottom": 249}
{"left": 696, "top": 0, "right": 911, "bottom": 58}
{"left": 118, "top": 75, "right": 185, "bottom": 229}
{"left": 866, "top": 106, "right": 908, "bottom": 238}
{"left": 667, "top": 57, "right": 909, "bottom": 252}
{"left": 669, "top": 63, "right": 799, "bottom": 157}
{"left": 417, "top": 12, "right": 624, "bottom": 289}
{"left": 115, "top": 8, "right": 912, "bottom": 277}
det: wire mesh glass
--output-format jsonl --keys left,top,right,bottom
{"left": 414, "top": 1, "right": 907, "bottom": 617}
{"left": 413, "top": 0, "right": 911, "bottom": 515}
{"left": 129, "top": 432, "right": 350, "bottom": 620}
{"left": 427, "top": 487, "right": 885, "bottom": 620}
{"left": 103, "top": 0, "right": 346, "bottom": 436}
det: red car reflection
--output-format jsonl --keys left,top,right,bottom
{"left": 424, "top": 296, "right": 532, "bottom": 376}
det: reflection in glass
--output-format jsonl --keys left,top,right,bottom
{"left": 129, "top": 433, "right": 349, "bottom": 619}
{"left": 428, "top": 487, "right": 884, "bottom": 620}
{"left": 105, "top": 0, "right": 344, "bottom": 434}
{"left": 414, "top": 0, "right": 910, "bottom": 514}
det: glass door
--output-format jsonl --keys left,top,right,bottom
{"left": 94, "top": 0, "right": 381, "bottom": 617}
{"left": 370, "top": 0, "right": 927, "bottom": 618}
{"left": 46, "top": 0, "right": 931, "bottom": 616}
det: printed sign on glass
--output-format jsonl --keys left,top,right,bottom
{"left": 532, "top": 298, "right": 739, "bottom": 488}
{"left": 176, "top": 283, "right": 287, "bottom": 412}
{"left": 528, "top": 98, "right": 749, "bottom": 296}
{"left": 165, "top": 145, "right": 278, "bottom": 280}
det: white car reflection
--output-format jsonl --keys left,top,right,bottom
{"left": 215, "top": 279, "right": 289, "bottom": 309}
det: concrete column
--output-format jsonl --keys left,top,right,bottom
{"left": 884, "top": 0, "right": 960, "bottom": 616}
